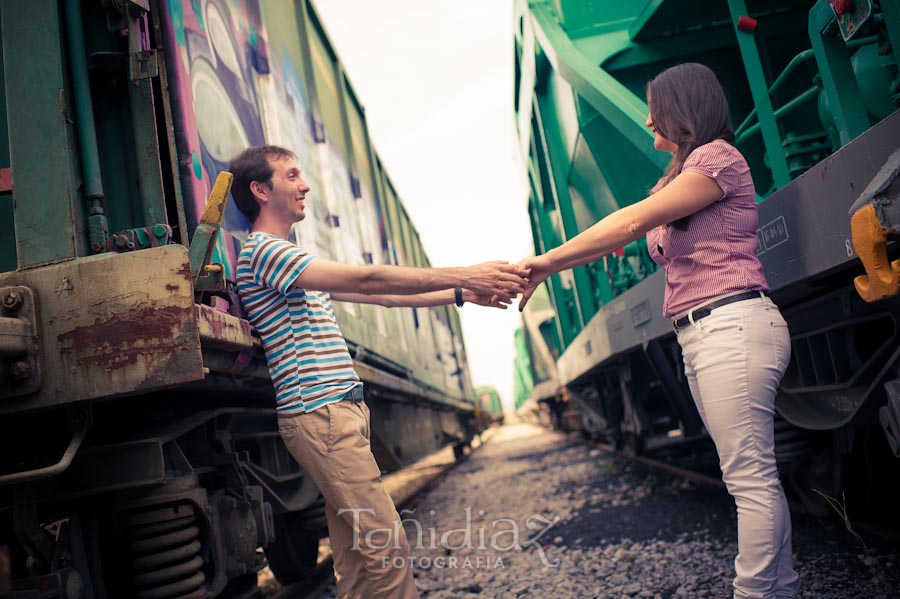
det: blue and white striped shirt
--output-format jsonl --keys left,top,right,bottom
{"left": 236, "top": 232, "right": 361, "bottom": 414}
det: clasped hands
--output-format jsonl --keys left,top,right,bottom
{"left": 461, "top": 256, "right": 553, "bottom": 311}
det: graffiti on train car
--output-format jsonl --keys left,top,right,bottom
{"left": 162, "top": 0, "right": 331, "bottom": 273}
{"left": 158, "top": 0, "right": 467, "bottom": 394}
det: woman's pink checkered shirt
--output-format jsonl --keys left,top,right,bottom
{"left": 646, "top": 139, "right": 769, "bottom": 318}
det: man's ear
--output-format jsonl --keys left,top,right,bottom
{"left": 250, "top": 181, "right": 268, "bottom": 204}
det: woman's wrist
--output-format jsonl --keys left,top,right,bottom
{"left": 544, "top": 248, "right": 563, "bottom": 273}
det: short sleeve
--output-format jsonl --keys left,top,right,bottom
{"left": 250, "top": 237, "right": 316, "bottom": 295}
{"left": 645, "top": 227, "right": 665, "bottom": 266}
{"left": 682, "top": 141, "right": 743, "bottom": 199}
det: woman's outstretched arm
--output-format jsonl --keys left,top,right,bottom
{"left": 519, "top": 171, "right": 724, "bottom": 308}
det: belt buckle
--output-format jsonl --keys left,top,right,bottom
{"left": 673, "top": 310, "right": 693, "bottom": 331}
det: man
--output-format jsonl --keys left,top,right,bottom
{"left": 228, "top": 145, "right": 525, "bottom": 599}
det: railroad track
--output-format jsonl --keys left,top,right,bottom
{"left": 590, "top": 439, "right": 900, "bottom": 543}
{"left": 266, "top": 558, "right": 335, "bottom": 599}
{"left": 259, "top": 427, "right": 898, "bottom": 598}
{"left": 592, "top": 441, "right": 726, "bottom": 489}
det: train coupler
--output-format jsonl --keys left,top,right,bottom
{"left": 849, "top": 148, "right": 900, "bottom": 302}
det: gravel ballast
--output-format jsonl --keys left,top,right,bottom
{"left": 314, "top": 423, "right": 899, "bottom": 598}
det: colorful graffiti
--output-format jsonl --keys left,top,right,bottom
{"left": 160, "top": 0, "right": 329, "bottom": 272}
{"left": 158, "top": 0, "right": 463, "bottom": 392}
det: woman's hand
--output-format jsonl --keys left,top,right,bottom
{"left": 517, "top": 254, "right": 553, "bottom": 311}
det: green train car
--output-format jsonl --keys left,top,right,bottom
{"left": 515, "top": 0, "right": 900, "bottom": 520}
{"left": 0, "top": 0, "right": 480, "bottom": 596}
{"left": 474, "top": 386, "right": 504, "bottom": 420}
{"left": 512, "top": 328, "right": 535, "bottom": 413}
{"left": 514, "top": 284, "right": 566, "bottom": 421}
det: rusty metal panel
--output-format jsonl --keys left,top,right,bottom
{"left": 0, "top": 245, "right": 204, "bottom": 415}
{"left": 195, "top": 304, "right": 255, "bottom": 351}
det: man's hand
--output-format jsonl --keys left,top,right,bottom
{"left": 517, "top": 255, "right": 554, "bottom": 311}
{"left": 463, "top": 290, "right": 514, "bottom": 309}
{"left": 462, "top": 261, "right": 528, "bottom": 296}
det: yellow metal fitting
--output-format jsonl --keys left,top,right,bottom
{"left": 189, "top": 172, "right": 233, "bottom": 293}
{"left": 201, "top": 172, "right": 233, "bottom": 225}
{"left": 851, "top": 204, "right": 900, "bottom": 302}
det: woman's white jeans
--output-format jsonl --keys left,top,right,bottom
{"left": 675, "top": 296, "right": 799, "bottom": 599}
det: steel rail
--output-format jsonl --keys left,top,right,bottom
{"left": 592, "top": 441, "right": 900, "bottom": 543}
{"left": 592, "top": 442, "right": 726, "bottom": 489}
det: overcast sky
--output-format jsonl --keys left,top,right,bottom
{"left": 313, "top": 0, "right": 533, "bottom": 411}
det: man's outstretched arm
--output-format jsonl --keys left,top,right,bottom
{"left": 330, "top": 289, "right": 512, "bottom": 309}
{"left": 292, "top": 259, "right": 527, "bottom": 297}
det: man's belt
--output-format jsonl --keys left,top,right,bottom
{"left": 341, "top": 386, "right": 365, "bottom": 403}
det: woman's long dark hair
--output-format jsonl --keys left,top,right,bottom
{"left": 647, "top": 64, "right": 734, "bottom": 228}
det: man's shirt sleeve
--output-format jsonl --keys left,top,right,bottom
{"left": 250, "top": 237, "right": 316, "bottom": 296}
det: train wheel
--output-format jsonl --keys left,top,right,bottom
{"left": 453, "top": 442, "right": 469, "bottom": 461}
{"left": 783, "top": 433, "right": 846, "bottom": 518}
{"left": 263, "top": 513, "right": 320, "bottom": 585}
{"left": 65, "top": 503, "right": 143, "bottom": 599}
{"left": 579, "top": 410, "right": 603, "bottom": 441}
{"left": 623, "top": 432, "right": 645, "bottom": 457}
{"left": 70, "top": 510, "right": 113, "bottom": 599}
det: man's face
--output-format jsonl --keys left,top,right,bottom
{"left": 262, "top": 155, "right": 310, "bottom": 223}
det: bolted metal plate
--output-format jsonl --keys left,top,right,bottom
{"left": 0, "top": 245, "right": 205, "bottom": 416}
{"left": 129, "top": 49, "right": 158, "bottom": 81}
{"left": 0, "top": 286, "right": 42, "bottom": 399}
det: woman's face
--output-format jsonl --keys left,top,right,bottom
{"left": 646, "top": 113, "right": 678, "bottom": 153}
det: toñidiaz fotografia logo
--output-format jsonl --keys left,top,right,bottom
{"left": 338, "top": 507, "right": 562, "bottom": 569}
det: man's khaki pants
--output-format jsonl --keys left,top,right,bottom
{"left": 277, "top": 399, "right": 419, "bottom": 599}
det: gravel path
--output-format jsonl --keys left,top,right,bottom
{"left": 315, "top": 423, "right": 898, "bottom": 598}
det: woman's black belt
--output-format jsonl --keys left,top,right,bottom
{"left": 672, "top": 290, "right": 767, "bottom": 331}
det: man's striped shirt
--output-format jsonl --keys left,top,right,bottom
{"left": 236, "top": 232, "right": 360, "bottom": 414}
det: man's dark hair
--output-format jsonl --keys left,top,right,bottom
{"left": 228, "top": 145, "right": 297, "bottom": 222}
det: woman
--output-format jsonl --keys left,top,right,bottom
{"left": 519, "top": 63, "right": 798, "bottom": 599}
